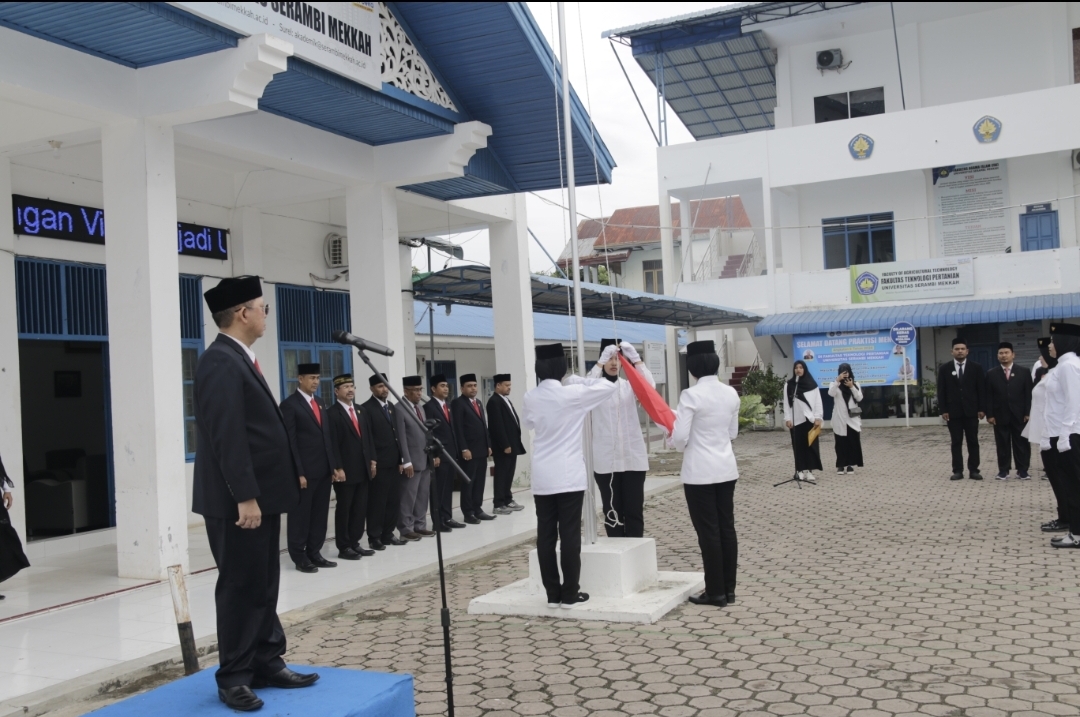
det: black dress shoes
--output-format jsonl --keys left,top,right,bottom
{"left": 354, "top": 544, "right": 376, "bottom": 556}
{"left": 476, "top": 511, "right": 496, "bottom": 521}
{"left": 295, "top": 561, "right": 318, "bottom": 574}
{"left": 309, "top": 554, "right": 337, "bottom": 568}
{"left": 688, "top": 592, "right": 727, "bottom": 608}
{"left": 338, "top": 548, "right": 361, "bottom": 560}
{"left": 446, "top": 519, "right": 466, "bottom": 529}
{"left": 969, "top": 471, "right": 984, "bottom": 480}
{"left": 950, "top": 472, "right": 964, "bottom": 481}
{"left": 726, "top": 592, "right": 736, "bottom": 604}
{"left": 561, "top": 592, "right": 590, "bottom": 607}
{"left": 436, "top": 525, "right": 453, "bottom": 533}
{"left": 386, "top": 537, "right": 408, "bottom": 546}
{"left": 464, "top": 515, "right": 481, "bottom": 525}
{"left": 370, "top": 540, "right": 386, "bottom": 551}
{"left": 252, "top": 666, "right": 320, "bottom": 689}
{"left": 219, "top": 686, "right": 263, "bottom": 711}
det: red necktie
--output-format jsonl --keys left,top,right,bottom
{"left": 254, "top": 358, "right": 263, "bottom": 376}
{"left": 443, "top": 403, "right": 450, "bottom": 422}
{"left": 310, "top": 397, "right": 321, "bottom": 426}
{"left": 472, "top": 399, "right": 482, "bottom": 418}
{"left": 416, "top": 404, "right": 425, "bottom": 423}
{"left": 348, "top": 406, "right": 360, "bottom": 436}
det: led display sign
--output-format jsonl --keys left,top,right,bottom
{"left": 12, "top": 195, "right": 228, "bottom": 260}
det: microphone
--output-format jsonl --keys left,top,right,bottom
{"left": 332, "top": 330, "right": 395, "bottom": 357}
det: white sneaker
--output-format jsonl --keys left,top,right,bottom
{"left": 802, "top": 472, "right": 817, "bottom": 484}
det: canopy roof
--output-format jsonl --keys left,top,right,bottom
{"left": 412, "top": 266, "right": 758, "bottom": 329}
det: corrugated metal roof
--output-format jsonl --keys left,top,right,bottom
{"left": 754, "top": 294, "right": 1080, "bottom": 336}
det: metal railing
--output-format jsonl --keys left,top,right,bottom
{"left": 736, "top": 233, "right": 764, "bottom": 278}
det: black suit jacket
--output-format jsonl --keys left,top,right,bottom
{"left": 328, "top": 402, "right": 370, "bottom": 485}
{"left": 280, "top": 391, "right": 338, "bottom": 483}
{"left": 487, "top": 394, "right": 526, "bottom": 455}
{"left": 359, "top": 396, "right": 401, "bottom": 470}
{"left": 192, "top": 335, "right": 302, "bottom": 519}
{"left": 938, "top": 359, "right": 987, "bottom": 419}
{"left": 985, "top": 364, "right": 1033, "bottom": 426}
{"left": 452, "top": 395, "right": 489, "bottom": 456}
{"left": 423, "top": 398, "right": 458, "bottom": 459}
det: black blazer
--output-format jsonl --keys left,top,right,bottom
{"left": 985, "top": 364, "right": 1033, "bottom": 426}
{"left": 328, "top": 401, "right": 370, "bottom": 485}
{"left": 452, "top": 395, "right": 489, "bottom": 456}
{"left": 280, "top": 390, "right": 338, "bottom": 483}
{"left": 423, "top": 398, "right": 458, "bottom": 459}
{"left": 359, "top": 396, "right": 401, "bottom": 470}
{"left": 487, "top": 394, "right": 526, "bottom": 455}
{"left": 193, "top": 335, "right": 302, "bottom": 519}
{"left": 937, "top": 359, "right": 987, "bottom": 419}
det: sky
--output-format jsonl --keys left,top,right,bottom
{"left": 411, "top": 2, "right": 731, "bottom": 275}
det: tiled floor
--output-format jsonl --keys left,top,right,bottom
{"left": 0, "top": 478, "right": 678, "bottom": 708}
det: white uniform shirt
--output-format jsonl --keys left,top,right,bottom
{"left": 670, "top": 376, "right": 740, "bottom": 485}
{"left": 566, "top": 362, "right": 655, "bottom": 473}
{"left": 783, "top": 385, "right": 823, "bottom": 426}
{"left": 827, "top": 381, "right": 863, "bottom": 436}
{"left": 1044, "top": 352, "right": 1080, "bottom": 446}
{"left": 522, "top": 378, "right": 617, "bottom": 495}
{"left": 1022, "top": 374, "right": 1049, "bottom": 444}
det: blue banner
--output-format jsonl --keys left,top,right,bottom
{"left": 793, "top": 330, "right": 917, "bottom": 386}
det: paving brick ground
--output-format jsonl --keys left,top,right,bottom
{"left": 249, "top": 425, "right": 1080, "bottom": 715}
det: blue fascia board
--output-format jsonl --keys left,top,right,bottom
{"left": 379, "top": 82, "right": 467, "bottom": 124}
{"left": 628, "top": 15, "right": 743, "bottom": 57}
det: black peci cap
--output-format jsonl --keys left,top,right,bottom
{"left": 535, "top": 343, "right": 564, "bottom": 360}
{"left": 297, "top": 363, "right": 320, "bottom": 376}
{"left": 686, "top": 340, "right": 715, "bottom": 356}
{"left": 204, "top": 275, "right": 262, "bottom": 313}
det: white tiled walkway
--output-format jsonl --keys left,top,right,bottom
{"left": 0, "top": 478, "right": 677, "bottom": 709}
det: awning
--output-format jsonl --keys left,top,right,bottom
{"left": 754, "top": 293, "right": 1080, "bottom": 336}
{"left": 413, "top": 266, "right": 758, "bottom": 328}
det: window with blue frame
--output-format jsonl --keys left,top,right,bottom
{"left": 276, "top": 285, "right": 352, "bottom": 406}
{"left": 179, "top": 276, "right": 204, "bottom": 461}
{"left": 822, "top": 213, "right": 896, "bottom": 269}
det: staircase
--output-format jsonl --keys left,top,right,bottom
{"left": 729, "top": 365, "right": 754, "bottom": 394}
{"left": 719, "top": 254, "right": 746, "bottom": 279}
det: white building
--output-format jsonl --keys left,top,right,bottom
{"left": 608, "top": 1, "right": 1080, "bottom": 418}
{"left": 0, "top": 2, "right": 619, "bottom": 580}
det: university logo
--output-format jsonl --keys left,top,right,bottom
{"left": 848, "top": 134, "right": 874, "bottom": 160}
{"left": 973, "top": 116, "right": 1002, "bottom": 143}
{"left": 855, "top": 271, "right": 879, "bottom": 296}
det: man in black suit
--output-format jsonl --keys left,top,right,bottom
{"left": 193, "top": 276, "right": 317, "bottom": 711}
{"left": 487, "top": 373, "right": 526, "bottom": 515}
{"left": 985, "top": 341, "right": 1033, "bottom": 480}
{"left": 327, "top": 374, "right": 375, "bottom": 561}
{"left": 359, "top": 374, "right": 406, "bottom": 550}
{"left": 280, "top": 363, "right": 340, "bottom": 573}
{"left": 423, "top": 373, "right": 465, "bottom": 531}
{"left": 452, "top": 373, "right": 495, "bottom": 524}
{"left": 938, "top": 336, "right": 988, "bottom": 481}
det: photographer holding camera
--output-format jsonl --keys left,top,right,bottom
{"left": 828, "top": 363, "right": 864, "bottom": 475}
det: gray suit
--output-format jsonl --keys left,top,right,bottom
{"left": 395, "top": 398, "right": 432, "bottom": 535}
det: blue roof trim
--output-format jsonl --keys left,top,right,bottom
{"left": 403, "top": 148, "right": 517, "bottom": 200}
{"left": 0, "top": 2, "right": 239, "bottom": 68}
{"left": 754, "top": 294, "right": 1080, "bottom": 336}
{"left": 383, "top": 2, "right": 472, "bottom": 118}
{"left": 379, "top": 82, "right": 466, "bottom": 124}
{"left": 259, "top": 57, "right": 453, "bottom": 146}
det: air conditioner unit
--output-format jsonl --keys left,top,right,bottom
{"left": 324, "top": 233, "right": 348, "bottom": 269}
{"left": 816, "top": 49, "right": 843, "bottom": 70}
{"left": 1072, "top": 149, "right": 1080, "bottom": 171}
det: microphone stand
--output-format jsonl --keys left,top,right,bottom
{"left": 350, "top": 347, "right": 470, "bottom": 717}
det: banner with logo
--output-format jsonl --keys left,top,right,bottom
{"left": 849, "top": 257, "right": 973, "bottom": 304}
{"left": 794, "top": 330, "right": 918, "bottom": 386}
{"left": 172, "top": 2, "right": 380, "bottom": 90}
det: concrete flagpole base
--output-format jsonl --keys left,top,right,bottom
{"left": 468, "top": 537, "right": 703, "bottom": 624}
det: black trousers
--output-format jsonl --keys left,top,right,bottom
{"left": 286, "top": 475, "right": 331, "bottom": 564}
{"left": 947, "top": 416, "right": 981, "bottom": 474}
{"left": 1042, "top": 449, "right": 1069, "bottom": 523}
{"left": 834, "top": 430, "right": 864, "bottom": 469}
{"left": 790, "top": 421, "right": 822, "bottom": 472}
{"left": 993, "top": 421, "right": 1030, "bottom": 473}
{"left": 595, "top": 471, "right": 647, "bottom": 537}
{"left": 205, "top": 514, "right": 286, "bottom": 689}
{"left": 431, "top": 460, "right": 455, "bottom": 525}
{"left": 683, "top": 481, "right": 738, "bottom": 597}
{"left": 367, "top": 468, "right": 402, "bottom": 543}
{"left": 492, "top": 452, "right": 517, "bottom": 508}
{"left": 333, "top": 480, "right": 368, "bottom": 551}
{"left": 1051, "top": 436, "right": 1080, "bottom": 534}
{"left": 459, "top": 453, "right": 488, "bottom": 517}
{"left": 534, "top": 490, "right": 584, "bottom": 603}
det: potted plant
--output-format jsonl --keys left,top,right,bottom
{"left": 739, "top": 364, "right": 786, "bottom": 429}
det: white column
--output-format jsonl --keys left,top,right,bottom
{"left": 231, "top": 206, "right": 264, "bottom": 277}
{"left": 101, "top": 120, "right": 188, "bottom": 579}
{"left": 399, "top": 243, "right": 417, "bottom": 377}
{"left": 0, "top": 158, "right": 26, "bottom": 539}
{"left": 678, "top": 197, "right": 695, "bottom": 282}
{"left": 658, "top": 191, "right": 680, "bottom": 404}
{"left": 345, "top": 184, "right": 406, "bottom": 382}
{"left": 488, "top": 194, "right": 536, "bottom": 478}
{"left": 762, "top": 179, "right": 776, "bottom": 275}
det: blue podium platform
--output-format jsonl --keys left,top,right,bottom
{"left": 88, "top": 666, "right": 415, "bottom": 717}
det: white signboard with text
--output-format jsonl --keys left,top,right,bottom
{"left": 932, "top": 161, "right": 1010, "bottom": 256}
{"left": 171, "top": 2, "right": 381, "bottom": 90}
{"left": 644, "top": 341, "right": 667, "bottom": 385}
{"left": 850, "top": 256, "right": 974, "bottom": 304}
